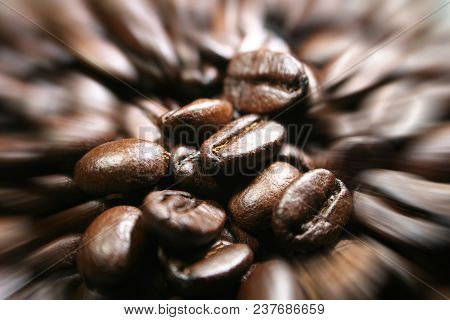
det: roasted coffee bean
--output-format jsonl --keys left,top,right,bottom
{"left": 200, "top": 114, "right": 285, "bottom": 174}
{"left": 272, "top": 169, "right": 352, "bottom": 252}
{"left": 220, "top": 222, "right": 260, "bottom": 253}
{"left": 224, "top": 50, "right": 308, "bottom": 114}
{"left": 399, "top": 124, "right": 450, "bottom": 182}
{"left": 122, "top": 104, "right": 162, "bottom": 143}
{"left": 24, "top": 234, "right": 81, "bottom": 275}
{"left": 171, "top": 145, "right": 223, "bottom": 198}
{"left": 293, "top": 239, "right": 418, "bottom": 299}
{"left": 353, "top": 192, "right": 450, "bottom": 253}
{"left": 142, "top": 190, "right": 226, "bottom": 248}
{"left": 278, "top": 143, "right": 312, "bottom": 172}
{"left": 136, "top": 98, "right": 170, "bottom": 123}
{"left": 77, "top": 206, "right": 144, "bottom": 290}
{"left": 74, "top": 138, "right": 169, "bottom": 194}
{"left": 238, "top": 260, "right": 305, "bottom": 299}
{"left": 229, "top": 162, "right": 301, "bottom": 232}
{"left": 161, "top": 99, "right": 233, "bottom": 143}
{"left": 358, "top": 169, "right": 450, "bottom": 224}
{"left": 161, "top": 241, "right": 253, "bottom": 296}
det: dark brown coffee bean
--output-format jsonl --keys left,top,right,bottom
{"left": 142, "top": 190, "right": 226, "bottom": 248}
{"left": 200, "top": 114, "right": 285, "bottom": 173}
{"left": 161, "top": 99, "right": 233, "bottom": 143}
{"left": 353, "top": 192, "right": 450, "bottom": 252}
{"left": 278, "top": 143, "right": 313, "bottom": 172}
{"left": 171, "top": 145, "right": 223, "bottom": 198}
{"left": 272, "top": 169, "right": 352, "bottom": 252}
{"left": 161, "top": 241, "right": 253, "bottom": 296}
{"left": 122, "top": 104, "right": 162, "bottom": 143}
{"left": 224, "top": 50, "right": 308, "bottom": 114}
{"left": 294, "top": 239, "right": 416, "bottom": 299}
{"left": 77, "top": 206, "right": 144, "bottom": 289}
{"left": 24, "top": 234, "right": 81, "bottom": 275}
{"left": 399, "top": 124, "right": 450, "bottom": 182}
{"left": 229, "top": 162, "right": 301, "bottom": 232}
{"left": 220, "top": 222, "right": 260, "bottom": 253}
{"left": 40, "top": 112, "right": 117, "bottom": 156}
{"left": 358, "top": 169, "right": 450, "bottom": 224}
{"left": 238, "top": 260, "right": 305, "bottom": 299}
{"left": 136, "top": 98, "right": 170, "bottom": 123}
{"left": 74, "top": 138, "right": 169, "bottom": 194}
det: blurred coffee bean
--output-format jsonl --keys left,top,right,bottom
{"left": 24, "top": 234, "right": 81, "bottom": 275}
{"left": 224, "top": 50, "right": 309, "bottom": 114}
{"left": 9, "top": 273, "right": 82, "bottom": 300}
{"left": 294, "top": 239, "right": 421, "bottom": 299}
{"left": 221, "top": 222, "right": 260, "bottom": 253}
{"left": 161, "top": 99, "right": 233, "bottom": 144}
{"left": 200, "top": 114, "right": 285, "bottom": 174}
{"left": 353, "top": 192, "right": 450, "bottom": 254}
{"left": 161, "top": 241, "right": 253, "bottom": 297}
{"left": 171, "top": 145, "right": 223, "bottom": 199}
{"left": 399, "top": 123, "right": 450, "bottom": 182}
{"left": 122, "top": 104, "right": 162, "bottom": 143}
{"left": 277, "top": 143, "right": 312, "bottom": 172}
{"left": 229, "top": 162, "right": 301, "bottom": 232}
{"left": 30, "top": 0, "right": 137, "bottom": 80}
{"left": 136, "top": 98, "right": 170, "bottom": 123}
{"left": 273, "top": 169, "right": 352, "bottom": 252}
{"left": 357, "top": 169, "right": 450, "bottom": 225}
{"left": 314, "top": 136, "right": 393, "bottom": 187}
{"left": 142, "top": 190, "right": 226, "bottom": 248}
{"left": 74, "top": 139, "right": 169, "bottom": 194}
{"left": 0, "top": 174, "right": 87, "bottom": 216}
{"left": 40, "top": 112, "right": 117, "bottom": 157}
{"left": 77, "top": 206, "right": 144, "bottom": 290}
{"left": 36, "top": 197, "right": 112, "bottom": 243}
{"left": 87, "top": 0, "right": 178, "bottom": 76}
{"left": 238, "top": 259, "right": 305, "bottom": 299}
{"left": 0, "top": 215, "right": 35, "bottom": 258}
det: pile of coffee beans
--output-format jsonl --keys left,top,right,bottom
{"left": 1, "top": 0, "right": 449, "bottom": 299}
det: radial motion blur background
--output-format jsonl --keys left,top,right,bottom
{"left": 0, "top": 0, "right": 449, "bottom": 299}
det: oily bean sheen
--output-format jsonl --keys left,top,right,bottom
{"left": 238, "top": 260, "right": 305, "bottom": 299}
{"left": 224, "top": 50, "right": 309, "bottom": 114}
{"left": 74, "top": 138, "right": 169, "bottom": 194}
{"left": 229, "top": 162, "right": 301, "bottom": 232}
{"left": 171, "top": 145, "right": 223, "bottom": 198}
{"left": 200, "top": 114, "right": 285, "bottom": 173}
{"left": 161, "top": 99, "right": 233, "bottom": 142}
{"left": 163, "top": 241, "right": 253, "bottom": 296}
{"left": 142, "top": 190, "right": 226, "bottom": 248}
{"left": 272, "top": 169, "right": 352, "bottom": 252}
{"left": 77, "top": 206, "right": 144, "bottom": 289}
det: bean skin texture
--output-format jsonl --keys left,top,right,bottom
{"left": 74, "top": 138, "right": 170, "bottom": 194}
{"left": 76, "top": 206, "right": 144, "bottom": 290}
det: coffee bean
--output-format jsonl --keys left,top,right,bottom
{"left": 200, "top": 114, "right": 285, "bottom": 174}
{"left": 224, "top": 50, "right": 308, "bottom": 114}
{"left": 278, "top": 143, "right": 313, "bottom": 172}
{"left": 24, "top": 234, "right": 81, "bottom": 275}
{"left": 358, "top": 169, "right": 450, "bottom": 224}
{"left": 77, "top": 206, "right": 144, "bottom": 289}
{"left": 220, "top": 221, "right": 260, "bottom": 253}
{"left": 171, "top": 145, "right": 223, "bottom": 198}
{"left": 142, "top": 190, "right": 226, "bottom": 248}
{"left": 238, "top": 260, "right": 305, "bottom": 299}
{"left": 229, "top": 162, "right": 301, "bottom": 232}
{"left": 399, "top": 124, "right": 450, "bottom": 182}
{"left": 353, "top": 191, "right": 450, "bottom": 252}
{"left": 161, "top": 241, "right": 253, "bottom": 296}
{"left": 272, "top": 169, "right": 352, "bottom": 252}
{"left": 161, "top": 99, "right": 233, "bottom": 144}
{"left": 74, "top": 138, "right": 169, "bottom": 194}
{"left": 122, "top": 104, "right": 162, "bottom": 143}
